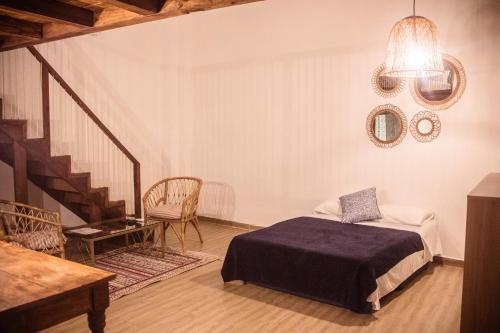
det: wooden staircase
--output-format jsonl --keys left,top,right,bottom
{"left": 0, "top": 114, "right": 126, "bottom": 222}
{"left": 0, "top": 47, "right": 141, "bottom": 223}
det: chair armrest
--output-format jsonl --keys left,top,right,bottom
{"left": 180, "top": 191, "right": 200, "bottom": 220}
{"left": 143, "top": 180, "right": 167, "bottom": 214}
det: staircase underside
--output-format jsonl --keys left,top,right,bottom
{"left": 0, "top": 118, "right": 126, "bottom": 223}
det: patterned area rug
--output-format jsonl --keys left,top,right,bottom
{"left": 88, "top": 245, "right": 219, "bottom": 301}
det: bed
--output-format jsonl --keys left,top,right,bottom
{"left": 221, "top": 214, "right": 442, "bottom": 313}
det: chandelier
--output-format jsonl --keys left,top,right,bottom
{"left": 385, "top": 0, "right": 444, "bottom": 78}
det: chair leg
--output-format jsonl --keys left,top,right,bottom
{"left": 159, "top": 223, "right": 166, "bottom": 257}
{"left": 180, "top": 221, "right": 187, "bottom": 253}
{"left": 168, "top": 222, "right": 181, "bottom": 243}
{"left": 191, "top": 217, "right": 203, "bottom": 244}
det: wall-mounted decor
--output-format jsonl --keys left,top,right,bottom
{"left": 410, "top": 111, "right": 441, "bottom": 143}
{"left": 371, "top": 63, "right": 406, "bottom": 98}
{"left": 410, "top": 54, "right": 466, "bottom": 110}
{"left": 385, "top": 0, "right": 444, "bottom": 78}
{"left": 366, "top": 104, "right": 407, "bottom": 148}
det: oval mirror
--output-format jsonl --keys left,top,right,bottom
{"left": 410, "top": 54, "right": 466, "bottom": 110}
{"left": 410, "top": 111, "right": 441, "bottom": 143}
{"left": 366, "top": 104, "right": 407, "bottom": 148}
{"left": 372, "top": 63, "right": 406, "bottom": 98}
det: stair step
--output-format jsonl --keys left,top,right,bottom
{"left": 88, "top": 187, "right": 109, "bottom": 205}
{"left": 45, "top": 178, "right": 79, "bottom": 193}
{"left": 26, "top": 139, "right": 50, "bottom": 157}
{"left": 27, "top": 160, "right": 58, "bottom": 177}
{"left": 0, "top": 142, "right": 11, "bottom": 156}
{"left": 102, "top": 200, "right": 126, "bottom": 219}
{"left": 42, "top": 175, "right": 90, "bottom": 193}
{"left": 108, "top": 200, "right": 126, "bottom": 208}
{"left": 0, "top": 120, "right": 28, "bottom": 141}
{"left": 51, "top": 155, "right": 71, "bottom": 170}
{"left": 0, "top": 139, "right": 51, "bottom": 164}
{"left": 66, "top": 202, "right": 124, "bottom": 219}
{"left": 63, "top": 203, "right": 92, "bottom": 221}
{"left": 62, "top": 187, "right": 107, "bottom": 205}
{"left": 0, "top": 132, "right": 10, "bottom": 144}
{"left": 69, "top": 173, "right": 91, "bottom": 192}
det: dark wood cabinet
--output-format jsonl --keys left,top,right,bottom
{"left": 461, "top": 173, "right": 500, "bottom": 333}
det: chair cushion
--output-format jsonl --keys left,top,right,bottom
{"left": 148, "top": 204, "right": 182, "bottom": 219}
{"left": 13, "top": 230, "right": 62, "bottom": 251}
{"left": 9, "top": 241, "right": 25, "bottom": 248}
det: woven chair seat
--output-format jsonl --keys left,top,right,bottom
{"left": 148, "top": 204, "right": 182, "bottom": 220}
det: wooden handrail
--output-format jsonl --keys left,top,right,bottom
{"left": 26, "top": 46, "right": 141, "bottom": 218}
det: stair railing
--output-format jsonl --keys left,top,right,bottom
{"left": 26, "top": 46, "right": 141, "bottom": 218}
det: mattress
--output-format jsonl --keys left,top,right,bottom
{"left": 221, "top": 216, "right": 438, "bottom": 313}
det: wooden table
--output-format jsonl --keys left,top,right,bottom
{"left": 65, "top": 218, "right": 164, "bottom": 263}
{"left": 0, "top": 241, "right": 115, "bottom": 333}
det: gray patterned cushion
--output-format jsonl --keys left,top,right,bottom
{"left": 13, "top": 230, "right": 63, "bottom": 251}
{"left": 339, "top": 187, "right": 382, "bottom": 223}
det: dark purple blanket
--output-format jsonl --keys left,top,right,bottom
{"left": 221, "top": 216, "right": 424, "bottom": 313}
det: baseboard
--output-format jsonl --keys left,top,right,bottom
{"left": 199, "top": 216, "right": 261, "bottom": 231}
{"left": 433, "top": 256, "right": 464, "bottom": 267}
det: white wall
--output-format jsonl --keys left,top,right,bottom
{"left": 1, "top": 0, "right": 499, "bottom": 258}
{"left": 174, "top": 0, "right": 500, "bottom": 260}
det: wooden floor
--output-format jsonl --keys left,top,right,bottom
{"left": 44, "top": 220, "right": 463, "bottom": 333}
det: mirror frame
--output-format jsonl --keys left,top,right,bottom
{"left": 371, "top": 63, "right": 406, "bottom": 98}
{"left": 410, "top": 54, "right": 466, "bottom": 110}
{"left": 410, "top": 111, "right": 441, "bottom": 143}
{"left": 366, "top": 104, "right": 407, "bottom": 148}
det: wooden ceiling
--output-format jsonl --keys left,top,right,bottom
{"left": 0, "top": 0, "right": 263, "bottom": 52}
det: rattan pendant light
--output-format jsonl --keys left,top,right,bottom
{"left": 385, "top": 0, "right": 444, "bottom": 78}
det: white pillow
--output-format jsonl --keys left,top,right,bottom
{"left": 379, "top": 204, "right": 434, "bottom": 226}
{"left": 313, "top": 199, "right": 342, "bottom": 216}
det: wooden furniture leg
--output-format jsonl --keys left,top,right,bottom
{"left": 87, "top": 283, "right": 110, "bottom": 333}
{"left": 12, "top": 142, "right": 28, "bottom": 204}
{"left": 87, "top": 309, "right": 106, "bottom": 333}
{"left": 192, "top": 216, "right": 204, "bottom": 243}
{"left": 89, "top": 240, "right": 95, "bottom": 263}
{"left": 160, "top": 223, "right": 166, "bottom": 257}
{"left": 180, "top": 221, "right": 186, "bottom": 253}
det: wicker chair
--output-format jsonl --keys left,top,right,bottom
{"left": 0, "top": 200, "right": 65, "bottom": 258}
{"left": 143, "top": 177, "right": 203, "bottom": 252}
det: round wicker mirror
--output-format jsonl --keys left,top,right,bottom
{"left": 366, "top": 104, "right": 407, "bottom": 148}
{"left": 371, "top": 63, "right": 406, "bottom": 98}
{"left": 410, "top": 54, "right": 466, "bottom": 110}
{"left": 410, "top": 111, "right": 441, "bottom": 143}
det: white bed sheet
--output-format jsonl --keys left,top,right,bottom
{"left": 306, "top": 213, "right": 443, "bottom": 310}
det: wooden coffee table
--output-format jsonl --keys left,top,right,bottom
{"left": 0, "top": 241, "right": 115, "bottom": 333}
{"left": 65, "top": 218, "right": 164, "bottom": 263}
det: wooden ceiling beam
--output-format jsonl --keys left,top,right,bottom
{"left": 0, "top": 15, "right": 42, "bottom": 39}
{"left": 0, "top": 0, "right": 95, "bottom": 27}
{"left": 0, "top": 0, "right": 264, "bottom": 52}
{"left": 100, "top": 0, "right": 167, "bottom": 15}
